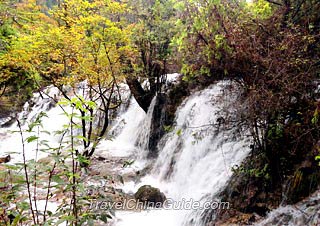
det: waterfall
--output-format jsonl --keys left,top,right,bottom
{"left": 95, "top": 97, "right": 145, "bottom": 158}
{"left": 0, "top": 79, "right": 251, "bottom": 225}
{"left": 135, "top": 96, "right": 158, "bottom": 154}
{"left": 115, "top": 81, "right": 251, "bottom": 226}
{"left": 0, "top": 86, "right": 70, "bottom": 163}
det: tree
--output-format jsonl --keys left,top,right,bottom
{"left": 174, "top": 0, "right": 320, "bottom": 184}
{"left": 41, "top": 0, "right": 135, "bottom": 159}
{"left": 125, "top": 0, "right": 177, "bottom": 112}
{"left": 0, "top": 0, "right": 42, "bottom": 115}
{"left": 1, "top": 0, "right": 135, "bottom": 160}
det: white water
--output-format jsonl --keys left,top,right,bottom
{"left": 135, "top": 96, "right": 157, "bottom": 154}
{"left": 0, "top": 86, "right": 70, "bottom": 163}
{"left": 96, "top": 73, "right": 181, "bottom": 159}
{"left": 0, "top": 80, "right": 250, "bottom": 225}
{"left": 0, "top": 82, "right": 134, "bottom": 163}
{"left": 95, "top": 97, "right": 145, "bottom": 158}
{"left": 3, "top": 77, "right": 316, "bottom": 225}
{"left": 114, "top": 81, "right": 251, "bottom": 226}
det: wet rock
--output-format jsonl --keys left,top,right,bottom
{"left": 212, "top": 211, "right": 257, "bottom": 226}
{"left": 146, "top": 94, "right": 168, "bottom": 157}
{"left": 122, "top": 164, "right": 152, "bottom": 185}
{"left": 140, "top": 81, "right": 191, "bottom": 158}
{"left": 134, "top": 185, "right": 166, "bottom": 206}
{"left": 0, "top": 155, "right": 10, "bottom": 163}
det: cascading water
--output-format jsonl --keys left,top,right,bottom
{"left": 1, "top": 78, "right": 250, "bottom": 225}
{"left": 0, "top": 81, "right": 133, "bottom": 163}
{"left": 135, "top": 96, "right": 158, "bottom": 154}
{"left": 4, "top": 76, "right": 316, "bottom": 225}
{"left": 0, "top": 86, "right": 69, "bottom": 163}
{"left": 95, "top": 97, "right": 146, "bottom": 158}
{"left": 114, "top": 81, "right": 251, "bottom": 226}
{"left": 0, "top": 83, "right": 144, "bottom": 221}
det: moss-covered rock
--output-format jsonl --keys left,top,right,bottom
{"left": 134, "top": 185, "right": 166, "bottom": 206}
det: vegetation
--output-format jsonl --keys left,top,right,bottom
{"left": 1, "top": 105, "right": 112, "bottom": 225}
{"left": 125, "top": 0, "right": 177, "bottom": 112}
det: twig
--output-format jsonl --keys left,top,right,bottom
{"left": 43, "top": 131, "right": 67, "bottom": 222}
{"left": 17, "top": 119, "right": 37, "bottom": 225}
{"left": 70, "top": 108, "right": 78, "bottom": 225}
{"left": 33, "top": 126, "right": 40, "bottom": 224}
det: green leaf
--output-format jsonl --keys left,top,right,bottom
{"left": 26, "top": 135, "right": 39, "bottom": 143}
{"left": 77, "top": 155, "right": 90, "bottom": 165}
{"left": 99, "top": 213, "right": 112, "bottom": 223}
{"left": 75, "top": 135, "right": 89, "bottom": 142}
{"left": 52, "top": 175, "right": 65, "bottom": 184}
{"left": 87, "top": 101, "right": 97, "bottom": 109}
{"left": 41, "top": 130, "right": 51, "bottom": 135}
{"left": 164, "top": 125, "right": 173, "bottom": 132}
{"left": 17, "top": 201, "right": 30, "bottom": 211}
{"left": 55, "top": 218, "right": 67, "bottom": 225}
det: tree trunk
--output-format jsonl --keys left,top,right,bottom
{"left": 126, "top": 77, "right": 154, "bottom": 113}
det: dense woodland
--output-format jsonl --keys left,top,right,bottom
{"left": 0, "top": 0, "right": 319, "bottom": 225}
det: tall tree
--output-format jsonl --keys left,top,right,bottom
{"left": 125, "top": 0, "right": 177, "bottom": 112}
{"left": 0, "top": 0, "right": 42, "bottom": 115}
{"left": 1, "top": 0, "right": 135, "bottom": 159}
{"left": 173, "top": 0, "right": 320, "bottom": 184}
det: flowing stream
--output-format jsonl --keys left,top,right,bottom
{"left": 107, "top": 81, "right": 251, "bottom": 225}
{"left": 0, "top": 76, "right": 319, "bottom": 225}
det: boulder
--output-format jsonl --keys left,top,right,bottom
{"left": 134, "top": 185, "right": 166, "bottom": 206}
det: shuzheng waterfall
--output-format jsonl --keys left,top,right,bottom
{"left": 105, "top": 81, "right": 251, "bottom": 226}
{"left": 1, "top": 76, "right": 319, "bottom": 225}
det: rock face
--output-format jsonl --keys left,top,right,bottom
{"left": 134, "top": 185, "right": 166, "bottom": 206}
{"left": 146, "top": 82, "right": 190, "bottom": 158}
{"left": 147, "top": 94, "right": 168, "bottom": 157}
